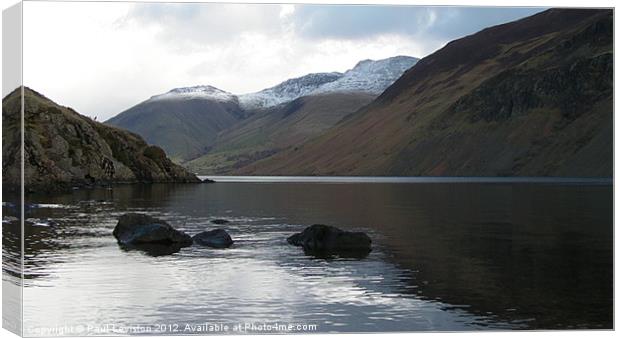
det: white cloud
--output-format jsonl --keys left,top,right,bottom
{"left": 279, "top": 4, "right": 296, "bottom": 19}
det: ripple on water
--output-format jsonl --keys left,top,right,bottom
{"left": 18, "top": 203, "right": 521, "bottom": 335}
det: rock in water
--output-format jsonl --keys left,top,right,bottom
{"left": 193, "top": 229, "right": 234, "bottom": 248}
{"left": 113, "top": 213, "right": 192, "bottom": 247}
{"left": 287, "top": 224, "right": 371, "bottom": 258}
{"left": 118, "top": 242, "right": 188, "bottom": 257}
{"left": 210, "top": 219, "right": 230, "bottom": 225}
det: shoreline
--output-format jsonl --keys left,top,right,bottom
{"left": 198, "top": 176, "right": 613, "bottom": 185}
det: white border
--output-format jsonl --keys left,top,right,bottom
{"left": 0, "top": 1, "right": 616, "bottom": 338}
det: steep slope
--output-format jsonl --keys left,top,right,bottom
{"left": 2, "top": 87, "right": 200, "bottom": 193}
{"left": 239, "top": 9, "right": 612, "bottom": 177}
{"left": 186, "top": 92, "right": 375, "bottom": 174}
{"left": 106, "top": 86, "right": 244, "bottom": 162}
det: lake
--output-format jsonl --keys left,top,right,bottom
{"left": 2, "top": 178, "right": 613, "bottom": 335}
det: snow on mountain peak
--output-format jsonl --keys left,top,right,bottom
{"left": 150, "top": 85, "right": 237, "bottom": 102}
{"left": 238, "top": 72, "right": 342, "bottom": 110}
{"left": 146, "top": 55, "right": 418, "bottom": 109}
{"left": 239, "top": 56, "right": 418, "bottom": 109}
{"left": 311, "top": 55, "right": 419, "bottom": 95}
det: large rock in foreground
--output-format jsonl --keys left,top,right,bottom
{"left": 113, "top": 213, "right": 192, "bottom": 248}
{"left": 287, "top": 224, "right": 372, "bottom": 258}
{"left": 193, "top": 229, "right": 233, "bottom": 248}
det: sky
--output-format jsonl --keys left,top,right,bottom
{"left": 22, "top": 1, "right": 545, "bottom": 120}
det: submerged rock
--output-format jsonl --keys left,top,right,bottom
{"left": 113, "top": 213, "right": 192, "bottom": 248}
{"left": 193, "top": 229, "right": 233, "bottom": 248}
{"left": 210, "top": 219, "right": 230, "bottom": 225}
{"left": 2, "top": 216, "right": 18, "bottom": 224}
{"left": 287, "top": 224, "right": 372, "bottom": 258}
{"left": 118, "top": 242, "right": 188, "bottom": 257}
{"left": 29, "top": 218, "right": 59, "bottom": 227}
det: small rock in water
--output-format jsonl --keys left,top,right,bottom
{"left": 25, "top": 218, "right": 58, "bottom": 227}
{"left": 287, "top": 224, "right": 372, "bottom": 258}
{"left": 113, "top": 213, "right": 192, "bottom": 249}
{"left": 33, "top": 219, "right": 58, "bottom": 227}
{"left": 2, "top": 202, "right": 16, "bottom": 209}
{"left": 193, "top": 229, "right": 234, "bottom": 248}
{"left": 2, "top": 216, "right": 19, "bottom": 224}
{"left": 211, "top": 219, "right": 230, "bottom": 225}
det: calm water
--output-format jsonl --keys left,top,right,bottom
{"left": 2, "top": 178, "right": 613, "bottom": 335}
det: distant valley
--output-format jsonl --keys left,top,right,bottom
{"left": 106, "top": 8, "right": 612, "bottom": 177}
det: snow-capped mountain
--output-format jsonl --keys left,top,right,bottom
{"left": 107, "top": 54, "right": 420, "bottom": 166}
{"left": 237, "top": 56, "right": 418, "bottom": 109}
{"left": 149, "top": 85, "right": 237, "bottom": 103}
{"left": 143, "top": 56, "right": 417, "bottom": 109}
{"left": 107, "top": 85, "right": 244, "bottom": 161}
{"left": 311, "top": 56, "right": 419, "bottom": 95}
{"left": 130, "top": 56, "right": 418, "bottom": 110}
{"left": 238, "top": 72, "right": 342, "bottom": 110}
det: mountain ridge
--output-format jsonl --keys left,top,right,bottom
{"left": 150, "top": 85, "right": 238, "bottom": 103}
{"left": 123, "top": 55, "right": 419, "bottom": 111}
{"left": 238, "top": 72, "right": 343, "bottom": 110}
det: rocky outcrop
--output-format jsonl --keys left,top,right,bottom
{"left": 192, "top": 229, "right": 234, "bottom": 248}
{"left": 445, "top": 52, "right": 612, "bottom": 123}
{"left": 2, "top": 87, "right": 200, "bottom": 193}
{"left": 113, "top": 213, "right": 193, "bottom": 255}
{"left": 287, "top": 224, "right": 372, "bottom": 258}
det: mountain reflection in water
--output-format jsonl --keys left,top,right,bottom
{"left": 2, "top": 179, "right": 612, "bottom": 333}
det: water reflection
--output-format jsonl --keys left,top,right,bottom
{"left": 5, "top": 181, "right": 612, "bottom": 333}
{"left": 3, "top": 189, "right": 23, "bottom": 335}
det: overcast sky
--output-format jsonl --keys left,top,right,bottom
{"left": 22, "top": 2, "right": 544, "bottom": 120}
